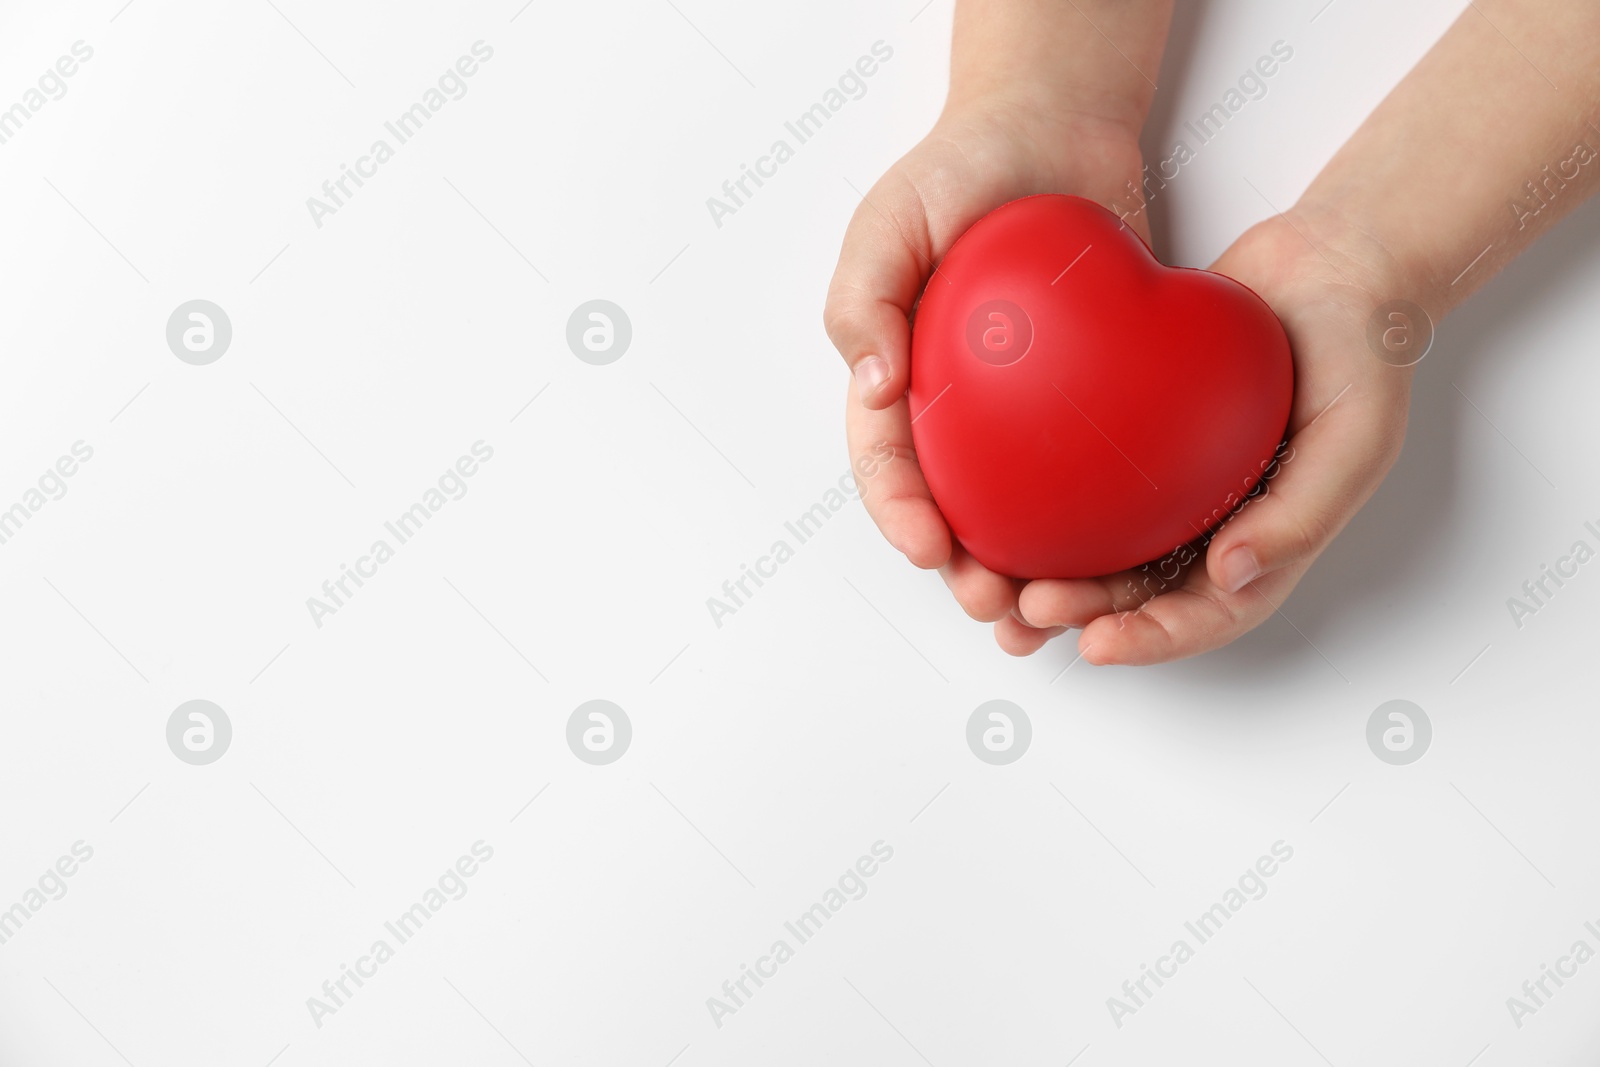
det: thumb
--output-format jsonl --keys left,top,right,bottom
{"left": 824, "top": 171, "right": 934, "bottom": 409}
{"left": 1205, "top": 390, "right": 1403, "bottom": 593}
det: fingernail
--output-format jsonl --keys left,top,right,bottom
{"left": 854, "top": 356, "right": 889, "bottom": 399}
{"left": 1218, "top": 546, "right": 1261, "bottom": 593}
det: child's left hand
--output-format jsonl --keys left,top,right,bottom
{"left": 1006, "top": 209, "right": 1417, "bottom": 664}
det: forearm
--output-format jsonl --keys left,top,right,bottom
{"left": 948, "top": 0, "right": 1174, "bottom": 136}
{"left": 1294, "top": 0, "right": 1600, "bottom": 317}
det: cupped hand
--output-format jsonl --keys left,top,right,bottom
{"left": 825, "top": 100, "right": 1146, "bottom": 626}
{"left": 1007, "top": 209, "right": 1418, "bottom": 663}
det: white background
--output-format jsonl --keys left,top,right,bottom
{"left": 2, "top": 1, "right": 1597, "bottom": 1064}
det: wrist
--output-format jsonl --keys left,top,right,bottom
{"left": 1282, "top": 197, "right": 1442, "bottom": 320}
{"left": 934, "top": 92, "right": 1148, "bottom": 206}
{"left": 944, "top": 75, "right": 1149, "bottom": 150}
{"left": 947, "top": 0, "right": 1169, "bottom": 142}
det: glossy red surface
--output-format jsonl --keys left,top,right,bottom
{"left": 909, "top": 195, "right": 1294, "bottom": 579}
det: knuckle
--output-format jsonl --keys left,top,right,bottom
{"left": 1282, "top": 504, "right": 1333, "bottom": 563}
{"left": 822, "top": 294, "right": 867, "bottom": 353}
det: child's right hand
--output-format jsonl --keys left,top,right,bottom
{"left": 824, "top": 99, "right": 1148, "bottom": 627}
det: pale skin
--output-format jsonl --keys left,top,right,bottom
{"left": 825, "top": 0, "right": 1600, "bottom": 665}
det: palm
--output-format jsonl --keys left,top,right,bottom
{"left": 1009, "top": 214, "right": 1413, "bottom": 662}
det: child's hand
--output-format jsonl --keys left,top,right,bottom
{"left": 827, "top": 100, "right": 1147, "bottom": 624}
{"left": 825, "top": 101, "right": 1152, "bottom": 627}
{"left": 825, "top": 0, "right": 1173, "bottom": 625}
{"left": 829, "top": 0, "right": 1596, "bottom": 667}
{"left": 1006, "top": 0, "right": 1600, "bottom": 665}
{"left": 1006, "top": 210, "right": 1416, "bottom": 663}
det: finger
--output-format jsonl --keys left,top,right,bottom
{"left": 1204, "top": 392, "right": 1401, "bottom": 594}
{"left": 1077, "top": 564, "right": 1301, "bottom": 665}
{"left": 994, "top": 612, "right": 1066, "bottom": 657}
{"left": 846, "top": 378, "right": 951, "bottom": 569}
{"left": 939, "top": 546, "right": 1020, "bottom": 622}
{"left": 1015, "top": 564, "right": 1175, "bottom": 629}
{"left": 825, "top": 170, "right": 934, "bottom": 410}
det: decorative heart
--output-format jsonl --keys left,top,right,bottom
{"left": 908, "top": 194, "right": 1293, "bottom": 579}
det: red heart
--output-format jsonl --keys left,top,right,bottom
{"left": 908, "top": 195, "right": 1293, "bottom": 579}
